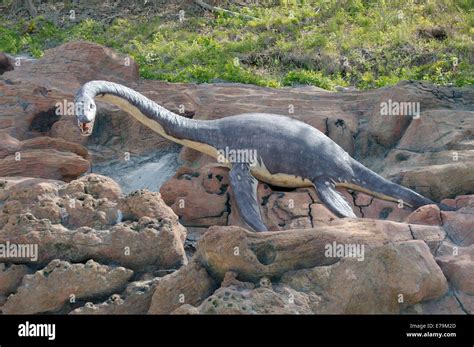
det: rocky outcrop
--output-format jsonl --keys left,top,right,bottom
{"left": 0, "top": 172, "right": 469, "bottom": 315}
{"left": 437, "top": 244, "right": 474, "bottom": 295}
{"left": 2, "top": 259, "right": 133, "bottom": 314}
{"left": 0, "top": 174, "right": 187, "bottom": 271}
{"left": 280, "top": 241, "right": 448, "bottom": 314}
{"left": 0, "top": 133, "right": 90, "bottom": 181}
{"left": 148, "top": 261, "right": 217, "bottom": 314}
{"left": 160, "top": 165, "right": 231, "bottom": 227}
{"left": 146, "top": 222, "right": 451, "bottom": 314}
{"left": 0, "top": 264, "right": 31, "bottom": 296}
{"left": 70, "top": 278, "right": 159, "bottom": 315}
{"left": 184, "top": 241, "right": 448, "bottom": 314}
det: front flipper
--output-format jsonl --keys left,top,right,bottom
{"left": 229, "top": 163, "right": 268, "bottom": 232}
{"left": 313, "top": 177, "right": 356, "bottom": 218}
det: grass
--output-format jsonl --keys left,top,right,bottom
{"left": 0, "top": 0, "right": 472, "bottom": 90}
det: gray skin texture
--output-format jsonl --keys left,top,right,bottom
{"left": 75, "top": 81, "right": 453, "bottom": 232}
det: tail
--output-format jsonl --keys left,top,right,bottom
{"left": 351, "top": 161, "right": 455, "bottom": 211}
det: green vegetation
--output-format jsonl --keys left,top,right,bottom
{"left": 0, "top": 0, "right": 472, "bottom": 90}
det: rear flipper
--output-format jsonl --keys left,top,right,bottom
{"left": 313, "top": 177, "right": 356, "bottom": 218}
{"left": 229, "top": 163, "right": 268, "bottom": 232}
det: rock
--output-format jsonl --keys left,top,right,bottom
{"left": 453, "top": 195, "right": 474, "bottom": 209}
{"left": 0, "top": 175, "right": 187, "bottom": 271}
{"left": 366, "top": 84, "right": 414, "bottom": 148}
{"left": 170, "top": 269, "right": 322, "bottom": 314}
{"left": 0, "top": 264, "right": 31, "bottom": 296}
{"left": 404, "top": 293, "right": 466, "bottom": 314}
{"left": 309, "top": 202, "right": 338, "bottom": 223}
{"left": 281, "top": 241, "right": 448, "bottom": 313}
{"left": 2, "top": 41, "right": 139, "bottom": 91}
{"left": 441, "top": 211, "right": 474, "bottom": 246}
{"left": 157, "top": 224, "right": 448, "bottom": 314}
{"left": 171, "top": 304, "right": 200, "bottom": 314}
{"left": 100, "top": 217, "right": 187, "bottom": 271}
{"left": 453, "top": 291, "right": 474, "bottom": 314}
{"left": 194, "top": 220, "right": 443, "bottom": 282}
{"left": 119, "top": 189, "right": 183, "bottom": 224}
{"left": 2, "top": 259, "right": 133, "bottom": 314}
{"left": 0, "top": 145, "right": 90, "bottom": 181}
{"left": 0, "top": 174, "right": 119, "bottom": 230}
{"left": 194, "top": 283, "right": 318, "bottom": 314}
{"left": 437, "top": 245, "right": 474, "bottom": 294}
{"left": 409, "top": 224, "right": 445, "bottom": 254}
{"left": 258, "top": 187, "right": 315, "bottom": 230}
{"left": 160, "top": 166, "right": 230, "bottom": 227}
{"left": 406, "top": 204, "right": 442, "bottom": 225}
{"left": 0, "top": 53, "right": 13, "bottom": 74}
{"left": 0, "top": 135, "right": 90, "bottom": 181}
{"left": 70, "top": 278, "right": 158, "bottom": 314}
{"left": 62, "top": 174, "right": 122, "bottom": 201}
{"left": 148, "top": 261, "right": 217, "bottom": 314}
{"left": 358, "top": 195, "right": 413, "bottom": 221}
{"left": 0, "top": 219, "right": 187, "bottom": 271}
{"left": 382, "top": 150, "right": 474, "bottom": 202}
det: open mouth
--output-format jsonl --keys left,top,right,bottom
{"left": 77, "top": 120, "right": 94, "bottom": 136}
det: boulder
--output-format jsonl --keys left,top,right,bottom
{"left": 193, "top": 220, "right": 444, "bottom": 282}
{"left": 0, "top": 134, "right": 90, "bottom": 181}
{"left": 441, "top": 211, "right": 474, "bottom": 246}
{"left": 193, "top": 283, "right": 318, "bottom": 314}
{"left": 0, "top": 175, "right": 187, "bottom": 271}
{"left": 2, "top": 259, "right": 133, "bottom": 314}
{"left": 160, "top": 166, "right": 230, "bottom": 227}
{"left": 404, "top": 293, "right": 466, "bottom": 314}
{"left": 281, "top": 241, "right": 448, "bottom": 314}
{"left": 70, "top": 278, "right": 158, "bottom": 314}
{"left": 406, "top": 204, "right": 442, "bottom": 225}
{"left": 2, "top": 41, "right": 139, "bottom": 91}
{"left": 148, "top": 261, "right": 217, "bottom": 314}
{"left": 0, "top": 264, "right": 31, "bottom": 296}
{"left": 437, "top": 245, "right": 474, "bottom": 294}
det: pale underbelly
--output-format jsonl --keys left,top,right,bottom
{"left": 250, "top": 165, "right": 313, "bottom": 188}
